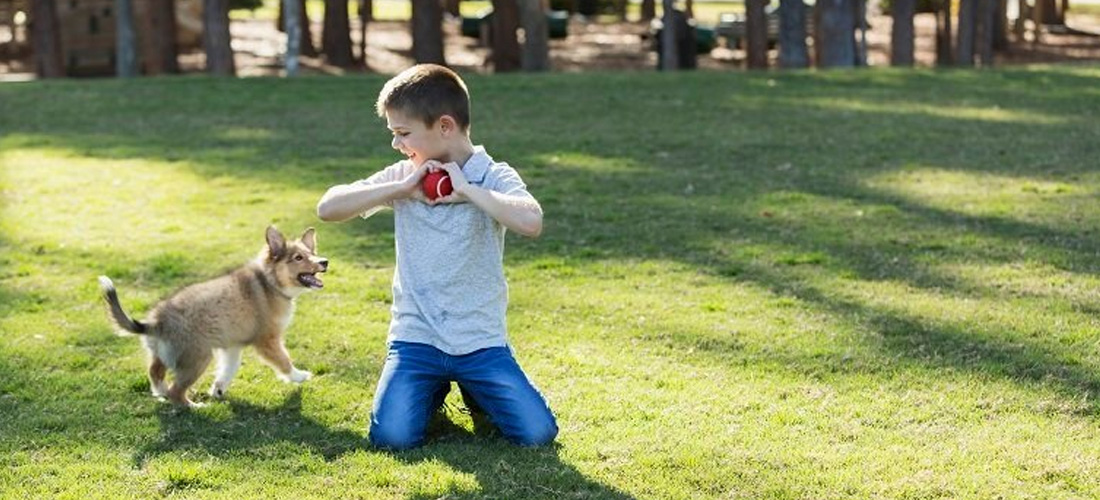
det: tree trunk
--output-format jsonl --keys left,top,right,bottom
{"left": 490, "top": 0, "right": 521, "bottom": 71}
{"left": 993, "top": 0, "right": 1008, "bottom": 50}
{"left": 411, "top": 0, "right": 445, "bottom": 64}
{"left": 778, "top": 0, "right": 809, "bottom": 68}
{"left": 935, "top": 0, "right": 953, "bottom": 65}
{"left": 149, "top": 0, "right": 180, "bottom": 73}
{"left": 817, "top": 0, "right": 856, "bottom": 67}
{"left": 359, "top": 0, "right": 370, "bottom": 64}
{"left": 445, "top": 0, "right": 460, "bottom": 17}
{"left": 745, "top": 0, "right": 768, "bottom": 68}
{"left": 284, "top": 0, "right": 301, "bottom": 75}
{"left": 659, "top": 0, "right": 678, "bottom": 70}
{"left": 641, "top": 0, "right": 656, "bottom": 22}
{"left": 279, "top": 0, "right": 317, "bottom": 56}
{"left": 1038, "top": 0, "right": 1060, "bottom": 24}
{"left": 31, "top": 0, "right": 64, "bottom": 77}
{"left": 203, "top": 0, "right": 236, "bottom": 75}
{"left": 977, "top": 0, "right": 995, "bottom": 66}
{"left": 890, "top": 0, "right": 914, "bottom": 65}
{"left": 956, "top": 0, "right": 976, "bottom": 66}
{"left": 855, "top": 0, "right": 867, "bottom": 65}
{"left": 519, "top": 0, "right": 550, "bottom": 71}
{"left": 116, "top": 0, "right": 138, "bottom": 77}
{"left": 323, "top": 0, "right": 355, "bottom": 66}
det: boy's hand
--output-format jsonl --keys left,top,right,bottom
{"left": 399, "top": 161, "right": 432, "bottom": 202}
{"left": 428, "top": 161, "right": 470, "bottom": 205}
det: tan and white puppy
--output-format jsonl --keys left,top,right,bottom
{"left": 99, "top": 226, "right": 327, "bottom": 407}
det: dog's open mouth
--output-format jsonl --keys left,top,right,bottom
{"left": 298, "top": 272, "right": 324, "bottom": 289}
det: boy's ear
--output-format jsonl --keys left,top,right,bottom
{"left": 438, "top": 115, "right": 458, "bottom": 136}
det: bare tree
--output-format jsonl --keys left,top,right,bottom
{"left": 891, "top": 0, "right": 914, "bottom": 65}
{"left": 203, "top": 0, "right": 236, "bottom": 75}
{"left": 659, "top": 0, "right": 678, "bottom": 70}
{"left": 31, "top": 0, "right": 64, "bottom": 77}
{"left": 490, "top": 0, "right": 521, "bottom": 71}
{"left": 956, "top": 0, "right": 976, "bottom": 65}
{"left": 323, "top": 0, "right": 355, "bottom": 66}
{"left": 519, "top": 0, "right": 550, "bottom": 71}
{"left": 411, "top": 0, "right": 445, "bottom": 64}
{"left": 779, "top": 0, "right": 809, "bottom": 68}
{"left": 746, "top": 0, "right": 768, "bottom": 69}
{"left": 116, "top": 0, "right": 138, "bottom": 77}
{"left": 279, "top": 0, "right": 318, "bottom": 56}
{"left": 284, "top": 0, "right": 301, "bottom": 75}
{"left": 816, "top": 0, "right": 856, "bottom": 67}
{"left": 641, "top": 0, "right": 656, "bottom": 22}
{"left": 934, "top": 0, "right": 953, "bottom": 65}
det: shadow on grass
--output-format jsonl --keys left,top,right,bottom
{"left": 134, "top": 390, "right": 634, "bottom": 499}
{"left": 133, "top": 389, "right": 362, "bottom": 467}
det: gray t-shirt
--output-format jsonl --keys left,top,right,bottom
{"left": 357, "top": 146, "right": 533, "bottom": 355}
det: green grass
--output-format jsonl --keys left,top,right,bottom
{"left": 3, "top": 66, "right": 1100, "bottom": 498}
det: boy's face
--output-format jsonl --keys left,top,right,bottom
{"left": 386, "top": 109, "right": 447, "bottom": 167}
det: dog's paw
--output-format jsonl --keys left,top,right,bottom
{"left": 288, "top": 368, "right": 312, "bottom": 383}
{"left": 208, "top": 382, "right": 229, "bottom": 399}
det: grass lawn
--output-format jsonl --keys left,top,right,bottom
{"left": 3, "top": 66, "right": 1100, "bottom": 498}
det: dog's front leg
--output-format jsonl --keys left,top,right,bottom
{"left": 209, "top": 347, "right": 244, "bottom": 399}
{"left": 255, "top": 336, "right": 312, "bottom": 383}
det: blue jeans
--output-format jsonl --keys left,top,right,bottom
{"left": 369, "top": 341, "right": 558, "bottom": 450}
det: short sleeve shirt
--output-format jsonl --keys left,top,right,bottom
{"left": 355, "top": 146, "right": 533, "bottom": 355}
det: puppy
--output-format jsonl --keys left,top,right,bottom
{"left": 98, "top": 226, "right": 328, "bottom": 407}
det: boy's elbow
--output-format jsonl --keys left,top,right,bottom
{"left": 519, "top": 215, "right": 543, "bottom": 238}
{"left": 316, "top": 200, "right": 342, "bottom": 222}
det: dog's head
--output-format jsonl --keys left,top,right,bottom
{"left": 262, "top": 226, "right": 328, "bottom": 292}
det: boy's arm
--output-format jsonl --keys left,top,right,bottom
{"left": 316, "top": 163, "right": 429, "bottom": 222}
{"left": 434, "top": 163, "right": 544, "bottom": 238}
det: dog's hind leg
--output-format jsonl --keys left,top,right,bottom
{"left": 167, "top": 350, "right": 212, "bottom": 408}
{"left": 209, "top": 347, "right": 243, "bottom": 399}
{"left": 148, "top": 356, "right": 169, "bottom": 399}
{"left": 254, "top": 335, "right": 312, "bottom": 383}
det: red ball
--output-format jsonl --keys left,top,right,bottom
{"left": 422, "top": 171, "right": 453, "bottom": 201}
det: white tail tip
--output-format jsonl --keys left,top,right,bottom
{"left": 98, "top": 276, "right": 114, "bottom": 291}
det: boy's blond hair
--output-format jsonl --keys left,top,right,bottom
{"left": 376, "top": 64, "right": 471, "bottom": 131}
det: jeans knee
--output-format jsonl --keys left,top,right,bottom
{"left": 369, "top": 421, "right": 423, "bottom": 451}
{"left": 511, "top": 419, "right": 558, "bottom": 447}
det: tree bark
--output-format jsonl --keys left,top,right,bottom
{"left": 490, "top": 0, "right": 521, "bottom": 71}
{"left": 977, "top": 0, "right": 995, "bottom": 66}
{"left": 31, "top": 0, "right": 64, "bottom": 77}
{"left": 778, "top": 0, "right": 809, "bottom": 68}
{"left": 148, "top": 0, "right": 180, "bottom": 73}
{"left": 411, "top": 0, "right": 445, "bottom": 64}
{"left": 956, "top": 0, "right": 976, "bottom": 66}
{"left": 659, "top": 0, "right": 678, "bottom": 70}
{"left": 519, "top": 0, "right": 550, "bottom": 71}
{"left": 746, "top": 0, "right": 768, "bottom": 69}
{"left": 323, "top": 0, "right": 355, "bottom": 66}
{"left": 279, "top": 0, "right": 317, "bottom": 56}
{"left": 890, "top": 0, "right": 914, "bottom": 66}
{"left": 641, "top": 0, "right": 656, "bottom": 22}
{"left": 203, "top": 0, "right": 236, "bottom": 75}
{"left": 284, "top": 0, "right": 301, "bottom": 75}
{"left": 817, "top": 0, "right": 856, "bottom": 68}
{"left": 935, "top": 0, "right": 953, "bottom": 65}
{"left": 116, "top": 0, "right": 138, "bottom": 77}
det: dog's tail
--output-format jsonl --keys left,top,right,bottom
{"left": 98, "top": 276, "right": 148, "bottom": 335}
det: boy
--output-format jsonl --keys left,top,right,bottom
{"left": 316, "top": 64, "right": 558, "bottom": 450}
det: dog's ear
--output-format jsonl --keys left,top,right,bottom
{"left": 301, "top": 227, "right": 317, "bottom": 253}
{"left": 266, "top": 226, "right": 287, "bottom": 260}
